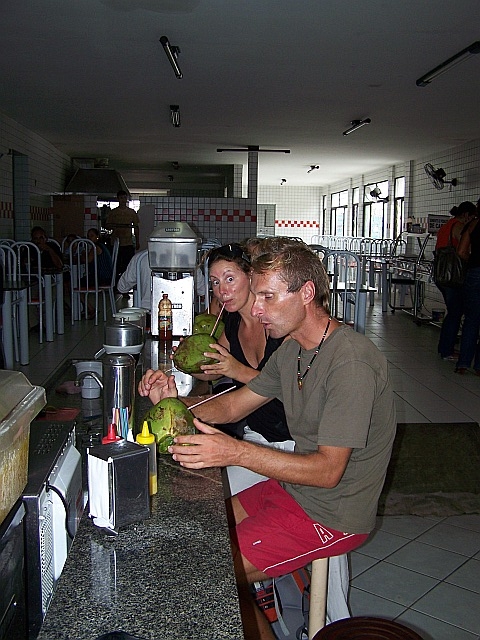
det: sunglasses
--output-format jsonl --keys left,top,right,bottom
{"left": 208, "top": 243, "right": 250, "bottom": 264}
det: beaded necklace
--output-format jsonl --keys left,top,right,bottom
{"left": 296, "top": 317, "right": 331, "bottom": 390}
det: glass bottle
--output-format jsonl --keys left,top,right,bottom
{"left": 158, "top": 293, "right": 173, "bottom": 342}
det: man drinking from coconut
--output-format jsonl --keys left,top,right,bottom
{"left": 139, "top": 239, "right": 396, "bottom": 640}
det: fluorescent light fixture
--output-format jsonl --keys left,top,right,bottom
{"left": 217, "top": 147, "right": 290, "bottom": 153}
{"left": 160, "top": 36, "right": 183, "bottom": 79}
{"left": 416, "top": 41, "right": 480, "bottom": 86}
{"left": 170, "top": 105, "right": 180, "bottom": 128}
{"left": 342, "top": 118, "right": 371, "bottom": 136}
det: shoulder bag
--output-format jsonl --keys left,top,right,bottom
{"left": 433, "top": 226, "right": 467, "bottom": 288}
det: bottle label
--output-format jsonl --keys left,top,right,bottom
{"left": 158, "top": 316, "right": 172, "bottom": 331}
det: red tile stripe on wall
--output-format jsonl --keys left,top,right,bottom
{"left": 0, "top": 201, "right": 13, "bottom": 218}
{"left": 154, "top": 209, "right": 256, "bottom": 222}
{"left": 276, "top": 220, "right": 320, "bottom": 228}
{"left": 30, "top": 206, "right": 52, "bottom": 221}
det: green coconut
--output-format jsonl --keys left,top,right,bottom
{"left": 192, "top": 312, "right": 225, "bottom": 339}
{"left": 173, "top": 333, "right": 219, "bottom": 374}
{"left": 144, "top": 397, "right": 196, "bottom": 454}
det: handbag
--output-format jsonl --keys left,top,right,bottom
{"left": 253, "top": 568, "right": 310, "bottom": 639}
{"left": 433, "top": 226, "right": 467, "bottom": 288}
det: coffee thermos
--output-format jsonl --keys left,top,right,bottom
{"left": 102, "top": 353, "right": 136, "bottom": 439}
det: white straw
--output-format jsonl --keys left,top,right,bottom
{"left": 210, "top": 302, "right": 226, "bottom": 337}
{"left": 188, "top": 386, "right": 234, "bottom": 410}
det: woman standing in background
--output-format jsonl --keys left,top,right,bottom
{"left": 435, "top": 201, "right": 476, "bottom": 360}
{"left": 455, "top": 199, "right": 480, "bottom": 374}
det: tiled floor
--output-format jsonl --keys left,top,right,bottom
{"left": 10, "top": 295, "right": 480, "bottom": 640}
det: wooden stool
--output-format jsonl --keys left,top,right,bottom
{"left": 312, "top": 616, "right": 424, "bottom": 639}
{"left": 308, "top": 557, "right": 329, "bottom": 639}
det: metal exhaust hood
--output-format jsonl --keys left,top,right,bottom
{"left": 63, "top": 168, "right": 130, "bottom": 198}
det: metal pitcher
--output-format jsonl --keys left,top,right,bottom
{"left": 102, "top": 353, "right": 136, "bottom": 438}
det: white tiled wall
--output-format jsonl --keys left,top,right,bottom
{"left": 2, "top": 106, "right": 480, "bottom": 258}
{"left": 0, "top": 111, "right": 71, "bottom": 239}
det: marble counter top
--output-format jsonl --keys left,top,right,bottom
{"left": 36, "top": 356, "right": 245, "bottom": 640}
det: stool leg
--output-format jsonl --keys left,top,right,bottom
{"left": 308, "top": 557, "right": 329, "bottom": 639}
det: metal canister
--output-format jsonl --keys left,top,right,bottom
{"left": 101, "top": 353, "right": 136, "bottom": 438}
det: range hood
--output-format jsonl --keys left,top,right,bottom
{"left": 63, "top": 168, "right": 130, "bottom": 198}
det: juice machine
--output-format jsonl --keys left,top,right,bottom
{"left": 148, "top": 222, "right": 200, "bottom": 395}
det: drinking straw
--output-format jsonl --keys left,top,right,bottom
{"left": 188, "top": 386, "right": 235, "bottom": 410}
{"left": 209, "top": 302, "right": 226, "bottom": 337}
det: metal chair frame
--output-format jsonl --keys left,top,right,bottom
{"left": 11, "top": 241, "right": 46, "bottom": 342}
{"left": 322, "top": 250, "right": 363, "bottom": 331}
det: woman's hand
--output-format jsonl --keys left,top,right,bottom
{"left": 200, "top": 343, "right": 258, "bottom": 384}
{"left": 138, "top": 368, "right": 178, "bottom": 405}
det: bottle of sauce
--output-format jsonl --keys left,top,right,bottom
{"left": 136, "top": 421, "right": 158, "bottom": 495}
{"left": 158, "top": 293, "right": 173, "bottom": 342}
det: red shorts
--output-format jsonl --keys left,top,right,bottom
{"left": 235, "top": 479, "right": 369, "bottom": 578}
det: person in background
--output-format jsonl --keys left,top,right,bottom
{"left": 62, "top": 233, "right": 79, "bottom": 262}
{"left": 30, "top": 226, "right": 63, "bottom": 270}
{"left": 435, "top": 201, "right": 477, "bottom": 360}
{"left": 455, "top": 199, "right": 480, "bottom": 375}
{"left": 104, "top": 190, "right": 139, "bottom": 287}
{"left": 139, "top": 241, "right": 396, "bottom": 640}
{"left": 82, "top": 228, "right": 113, "bottom": 286}
{"left": 117, "top": 248, "right": 151, "bottom": 310}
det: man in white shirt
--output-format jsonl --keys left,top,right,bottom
{"left": 117, "top": 250, "right": 151, "bottom": 310}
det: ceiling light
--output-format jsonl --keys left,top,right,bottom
{"left": 160, "top": 36, "right": 183, "bottom": 79}
{"left": 170, "top": 105, "right": 180, "bottom": 128}
{"left": 307, "top": 165, "right": 320, "bottom": 173}
{"left": 217, "top": 146, "right": 290, "bottom": 153}
{"left": 416, "top": 41, "right": 480, "bottom": 87}
{"left": 342, "top": 118, "right": 371, "bottom": 136}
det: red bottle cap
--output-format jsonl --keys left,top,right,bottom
{"left": 102, "top": 423, "right": 122, "bottom": 444}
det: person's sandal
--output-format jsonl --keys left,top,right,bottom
{"left": 455, "top": 367, "right": 468, "bottom": 375}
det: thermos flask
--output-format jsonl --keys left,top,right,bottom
{"left": 102, "top": 353, "right": 136, "bottom": 439}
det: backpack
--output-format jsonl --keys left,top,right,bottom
{"left": 433, "top": 224, "right": 467, "bottom": 288}
{"left": 253, "top": 568, "right": 310, "bottom": 639}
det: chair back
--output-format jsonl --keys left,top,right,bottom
{"left": 108, "top": 238, "right": 120, "bottom": 289}
{"left": 0, "top": 245, "right": 17, "bottom": 279}
{"left": 98, "top": 238, "right": 119, "bottom": 318}
{"left": 322, "top": 250, "right": 362, "bottom": 330}
{"left": 69, "top": 238, "right": 98, "bottom": 322}
{"left": 309, "top": 245, "right": 331, "bottom": 261}
{"left": 11, "top": 241, "right": 45, "bottom": 340}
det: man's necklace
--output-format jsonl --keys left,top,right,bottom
{"left": 297, "top": 317, "right": 331, "bottom": 391}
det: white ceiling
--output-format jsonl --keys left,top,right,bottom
{"left": 0, "top": 0, "right": 479, "bottom": 188}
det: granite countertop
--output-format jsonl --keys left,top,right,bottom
{"left": 36, "top": 352, "right": 245, "bottom": 640}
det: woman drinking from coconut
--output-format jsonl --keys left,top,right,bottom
{"left": 199, "top": 241, "right": 294, "bottom": 495}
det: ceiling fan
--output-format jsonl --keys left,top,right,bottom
{"left": 424, "top": 163, "right": 458, "bottom": 190}
{"left": 366, "top": 186, "right": 389, "bottom": 203}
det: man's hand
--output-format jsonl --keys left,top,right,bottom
{"left": 138, "top": 368, "right": 178, "bottom": 404}
{"left": 168, "top": 418, "right": 241, "bottom": 469}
